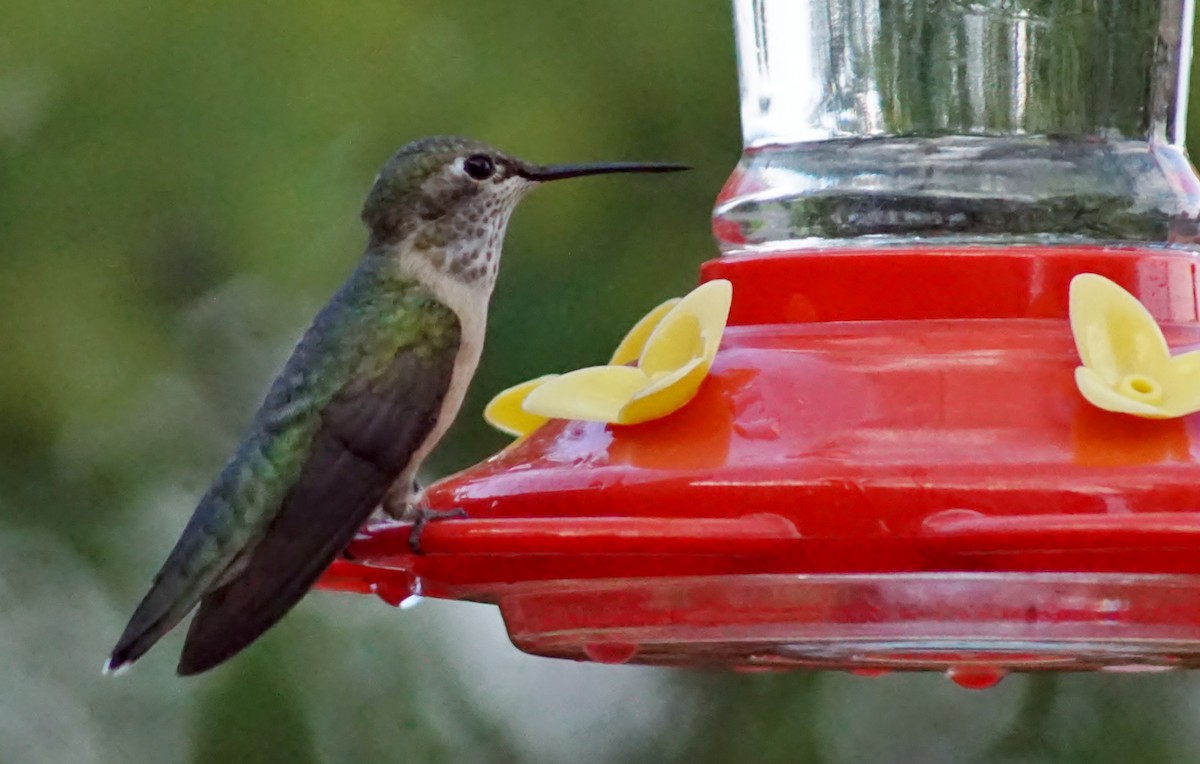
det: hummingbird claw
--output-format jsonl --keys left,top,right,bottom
{"left": 407, "top": 507, "right": 468, "bottom": 554}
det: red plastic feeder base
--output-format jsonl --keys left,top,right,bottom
{"left": 319, "top": 245, "right": 1200, "bottom": 678}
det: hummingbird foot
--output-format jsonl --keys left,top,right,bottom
{"left": 407, "top": 506, "right": 468, "bottom": 554}
{"left": 378, "top": 478, "right": 425, "bottom": 520}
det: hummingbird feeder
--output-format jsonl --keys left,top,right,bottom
{"left": 320, "top": 0, "right": 1200, "bottom": 684}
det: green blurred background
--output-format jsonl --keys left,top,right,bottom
{"left": 5, "top": 1, "right": 1200, "bottom": 762}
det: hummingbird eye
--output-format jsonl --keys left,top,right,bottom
{"left": 463, "top": 154, "right": 496, "bottom": 181}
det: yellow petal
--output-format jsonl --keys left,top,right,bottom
{"left": 616, "top": 357, "right": 710, "bottom": 424}
{"left": 1069, "top": 274, "right": 1170, "bottom": 383}
{"left": 640, "top": 280, "right": 733, "bottom": 377}
{"left": 522, "top": 365, "right": 650, "bottom": 422}
{"left": 1074, "top": 366, "right": 1170, "bottom": 418}
{"left": 1157, "top": 350, "right": 1200, "bottom": 417}
{"left": 609, "top": 298, "right": 682, "bottom": 365}
{"left": 483, "top": 374, "right": 560, "bottom": 436}
{"left": 639, "top": 311, "right": 704, "bottom": 375}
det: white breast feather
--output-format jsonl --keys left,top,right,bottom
{"left": 396, "top": 252, "right": 493, "bottom": 482}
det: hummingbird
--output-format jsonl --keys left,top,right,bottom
{"left": 106, "top": 135, "right": 687, "bottom": 676}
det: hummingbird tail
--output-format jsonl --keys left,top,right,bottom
{"left": 174, "top": 422, "right": 411, "bottom": 675}
{"left": 176, "top": 553, "right": 333, "bottom": 676}
{"left": 105, "top": 505, "right": 242, "bottom": 675}
{"left": 175, "top": 470, "right": 381, "bottom": 675}
{"left": 106, "top": 594, "right": 197, "bottom": 674}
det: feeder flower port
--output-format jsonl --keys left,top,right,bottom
{"left": 1071, "top": 273, "right": 1200, "bottom": 419}
{"left": 485, "top": 280, "right": 732, "bottom": 433}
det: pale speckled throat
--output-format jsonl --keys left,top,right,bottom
{"left": 407, "top": 167, "right": 532, "bottom": 288}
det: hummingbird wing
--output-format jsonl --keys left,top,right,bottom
{"left": 176, "top": 338, "right": 459, "bottom": 675}
{"left": 108, "top": 265, "right": 462, "bottom": 675}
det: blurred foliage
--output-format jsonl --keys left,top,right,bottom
{"left": 5, "top": 0, "right": 1200, "bottom": 762}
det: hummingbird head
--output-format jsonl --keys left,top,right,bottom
{"left": 362, "top": 135, "right": 687, "bottom": 286}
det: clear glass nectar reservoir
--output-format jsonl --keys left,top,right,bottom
{"left": 714, "top": 0, "right": 1200, "bottom": 251}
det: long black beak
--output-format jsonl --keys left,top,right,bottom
{"left": 517, "top": 161, "right": 690, "bottom": 182}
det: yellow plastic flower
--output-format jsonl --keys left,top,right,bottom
{"left": 483, "top": 374, "right": 559, "bottom": 437}
{"left": 1070, "top": 273, "right": 1200, "bottom": 419}
{"left": 522, "top": 280, "right": 733, "bottom": 425}
{"left": 481, "top": 301, "right": 688, "bottom": 438}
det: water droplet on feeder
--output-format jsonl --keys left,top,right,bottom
{"left": 945, "top": 665, "right": 1007, "bottom": 689}
{"left": 370, "top": 577, "right": 418, "bottom": 608}
{"left": 399, "top": 594, "right": 423, "bottom": 610}
{"left": 583, "top": 642, "right": 637, "bottom": 664}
